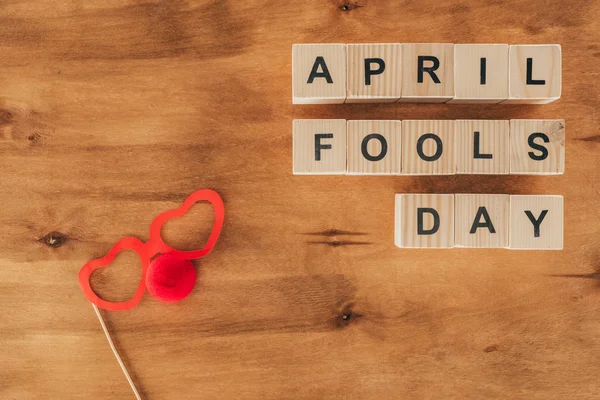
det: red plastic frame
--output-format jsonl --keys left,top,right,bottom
{"left": 78, "top": 189, "right": 225, "bottom": 311}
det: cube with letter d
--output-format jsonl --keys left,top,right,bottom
{"left": 395, "top": 194, "right": 455, "bottom": 248}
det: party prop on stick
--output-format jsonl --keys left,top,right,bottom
{"left": 79, "top": 189, "right": 224, "bottom": 399}
{"left": 79, "top": 189, "right": 225, "bottom": 310}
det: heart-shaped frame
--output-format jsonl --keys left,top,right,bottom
{"left": 78, "top": 236, "right": 150, "bottom": 311}
{"left": 148, "top": 189, "right": 225, "bottom": 260}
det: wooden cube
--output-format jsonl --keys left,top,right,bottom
{"left": 504, "top": 44, "right": 561, "bottom": 104}
{"left": 449, "top": 44, "right": 509, "bottom": 103}
{"left": 402, "top": 120, "right": 455, "bottom": 175}
{"left": 293, "top": 119, "right": 347, "bottom": 174}
{"left": 455, "top": 194, "right": 509, "bottom": 248}
{"left": 456, "top": 120, "right": 509, "bottom": 174}
{"left": 509, "top": 195, "right": 563, "bottom": 250}
{"left": 292, "top": 44, "right": 346, "bottom": 104}
{"left": 347, "top": 120, "right": 402, "bottom": 175}
{"left": 395, "top": 194, "right": 454, "bottom": 248}
{"left": 346, "top": 43, "right": 402, "bottom": 103}
{"left": 399, "top": 43, "right": 454, "bottom": 103}
{"left": 509, "top": 119, "right": 565, "bottom": 175}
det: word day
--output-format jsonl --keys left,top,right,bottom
{"left": 292, "top": 43, "right": 561, "bottom": 104}
{"left": 395, "top": 194, "right": 563, "bottom": 250}
{"left": 292, "top": 119, "right": 565, "bottom": 175}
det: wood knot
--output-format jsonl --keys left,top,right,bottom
{"left": 0, "top": 109, "right": 14, "bottom": 125}
{"left": 338, "top": 2, "right": 360, "bottom": 11}
{"left": 335, "top": 303, "right": 362, "bottom": 328}
{"left": 40, "top": 231, "right": 66, "bottom": 248}
{"left": 484, "top": 344, "right": 499, "bottom": 353}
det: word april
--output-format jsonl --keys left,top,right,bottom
{"left": 292, "top": 43, "right": 561, "bottom": 104}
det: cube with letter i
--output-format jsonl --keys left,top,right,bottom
{"left": 292, "top": 44, "right": 347, "bottom": 104}
{"left": 509, "top": 195, "right": 564, "bottom": 250}
{"left": 346, "top": 44, "right": 402, "bottom": 102}
{"left": 293, "top": 119, "right": 347, "bottom": 174}
{"left": 449, "top": 44, "right": 509, "bottom": 103}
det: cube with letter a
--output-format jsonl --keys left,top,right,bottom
{"left": 292, "top": 44, "right": 347, "bottom": 104}
{"left": 455, "top": 194, "right": 509, "bottom": 248}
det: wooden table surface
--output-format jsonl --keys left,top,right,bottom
{"left": 1, "top": 1, "right": 599, "bottom": 399}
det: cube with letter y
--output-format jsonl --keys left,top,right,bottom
{"left": 509, "top": 195, "right": 563, "bottom": 250}
{"left": 292, "top": 44, "right": 347, "bottom": 104}
{"left": 293, "top": 119, "right": 347, "bottom": 174}
{"left": 395, "top": 194, "right": 455, "bottom": 248}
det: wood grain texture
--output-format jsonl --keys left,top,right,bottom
{"left": 347, "top": 120, "right": 401, "bottom": 175}
{"left": 1, "top": 1, "right": 600, "bottom": 399}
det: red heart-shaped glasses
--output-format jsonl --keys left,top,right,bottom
{"left": 78, "top": 189, "right": 224, "bottom": 311}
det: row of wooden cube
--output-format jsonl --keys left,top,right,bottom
{"left": 292, "top": 44, "right": 561, "bottom": 104}
{"left": 395, "top": 194, "right": 563, "bottom": 249}
{"left": 293, "top": 119, "right": 565, "bottom": 175}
